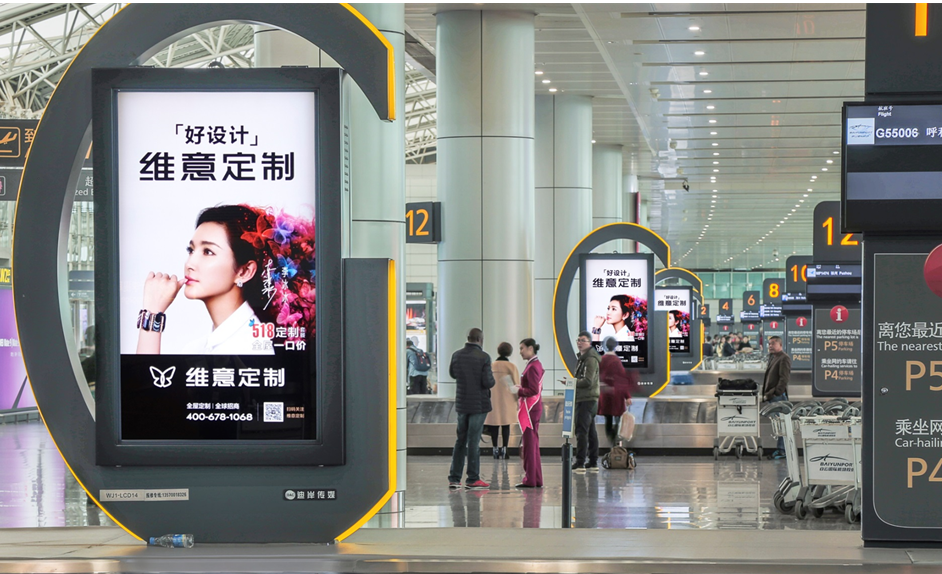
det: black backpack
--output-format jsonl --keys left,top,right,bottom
{"left": 413, "top": 349, "right": 432, "bottom": 372}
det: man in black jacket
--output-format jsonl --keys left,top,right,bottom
{"left": 763, "top": 336, "right": 791, "bottom": 459}
{"left": 447, "top": 328, "right": 496, "bottom": 490}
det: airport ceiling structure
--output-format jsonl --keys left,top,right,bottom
{"left": 0, "top": 3, "right": 862, "bottom": 271}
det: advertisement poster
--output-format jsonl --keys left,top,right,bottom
{"left": 116, "top": 90, "right": 317, "bottom": 441}
{"left": 655, "top": 288, "right": 690, "bottom": 354}
{"left": 581, "top": 254, "right": 652, "bottom": 369}
{"left": 786, "top": 314, "right": 813, "bottom": 370}
{"left": 406, "top": 300, "right": 427, "bottom": 351}
{"left": 813, "top": 303, "right": 861, "bottom": 396}
{"left": 0, "top": 284, "right": 35, "bottom": 411}
{"left": 871, "top": 251, "right": 942, "bottom": 527}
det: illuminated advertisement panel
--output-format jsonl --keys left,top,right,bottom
{"left": 94, "top": 68, "right": 342, "bottom": 466}
{"left": 580, "top": 254, "right": 654, "bottom": 370}
{"left": 655, "top": 287, "right": 691, "bottom": 355}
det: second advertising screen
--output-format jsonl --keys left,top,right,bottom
{"left": 655, "top": 288, "right": 691, "bottom": 354}
{"left": 582, "top": 254, "right": 653, "bottom": 369}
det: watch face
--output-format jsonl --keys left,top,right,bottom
{"left": 151, "top": 313, "right": 164, "bottom": 332}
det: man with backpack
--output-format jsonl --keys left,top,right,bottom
{"left": 406, "top": 339, "right": 432, "bottom": 394}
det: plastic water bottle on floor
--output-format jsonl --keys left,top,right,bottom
{"left": 148, "top": 534, "right": 194, "bottom": 548}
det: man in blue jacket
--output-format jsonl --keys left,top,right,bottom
{"left": 447, "top": 328, "right": 496, "bottom": 490}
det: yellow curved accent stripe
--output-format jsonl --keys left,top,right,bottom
{"left": 688, "top": 321, "right": 705, "bottom": 372}
{"left": 657, "top": 266, "right": 703, "bottom": 294}
{"left": 10, "top": 4, "right": 143, "bottom": 543}
{"left": 335, "top": 259, "right": 397, "bottom": 541}
{"left": 340, "top": 3, "right": 396, "bottom": 121}
{"left": 552, "top": 222, "right": 671, "bottom": 379}
{"left": 647, "top": 314, "right": 672, "bottom": 398}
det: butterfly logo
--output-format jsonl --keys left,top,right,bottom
{"left": 150, "top": 366, "right": 176, "bottom": 388}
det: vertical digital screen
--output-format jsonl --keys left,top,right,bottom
{"left": 655, "top": 288, "right": 691, "bottom": 355}
{"left": 0, "top": 284, "right": 35, "bottom": 411}
{"left": 581, "top": 254, "right": 653, "bottom": 369}
{"left": 116, "top": 90, "right": 316, "bottom": 441}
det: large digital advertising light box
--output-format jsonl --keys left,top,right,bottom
{"left": 580, "top": 254, "right": 654, "bottom": 370}
{"left": 654, "top": 287, "right": 691, "bottom": 355}
{"left": 94, "top": 68, "right": 343, "bottom": 466}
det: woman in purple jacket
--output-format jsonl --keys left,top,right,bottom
{"left": 515, "top": 338, "right": 544, "bottom": 488}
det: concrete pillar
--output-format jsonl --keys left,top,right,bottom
{"left": 534, "top": 95, "right": 593, "bottom": 394}
{"left": 592, "top": 144, "right": 623, "bottom": 252}
{"left": 436, "top": 10, "right": 535, "bottom": 398}
{"left": 254, "top": 4, "right": 407, "bottom": 526}
{"left": 624, "top": 173, "right": 639, "bottom": 252}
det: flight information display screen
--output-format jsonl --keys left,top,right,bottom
{"left": 843, "top": 102, "right": 942, "bottom": 232}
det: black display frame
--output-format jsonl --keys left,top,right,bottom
{"left": 93, "top": 68, "right": 344, "bottom": 466}
{"left": 579, "top": 253, "right": 655, "bottom": 372}
{"left": 841, "top": 100, "right": 942, "bottom": 234}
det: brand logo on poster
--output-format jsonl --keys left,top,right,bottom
{"left": 150, "top": 366, "right": 175, "bottom": 388}
{"left": 283, "top": 488, "right": 337, "bottom": 501}
{"left": 846, "top": 118, "right": 874, "bottom": 145}
{"left": 831, "top": 305, "right": 849, "bottom": 323}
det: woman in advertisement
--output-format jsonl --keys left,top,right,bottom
{"left": 668, "top": 310, "right": 684, "bottom": 338}
{"left": 592, "top": 294, "right": 638, "bottom": 342}
{"left": 514, "top": 338, "right": 544, "bottom": 489}
{"left": 135, "top": 204, "right": 315, "bottom": 355}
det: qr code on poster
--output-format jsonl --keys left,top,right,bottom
{"left": 263, "top": 402, "right": 284, "bottom": 423}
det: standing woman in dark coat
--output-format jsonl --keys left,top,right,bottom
{"left": 597, "top": 336, "right": 633, "bottom": 446}
{"left": 514, "top": 338, "right": 544, "bottom": 488}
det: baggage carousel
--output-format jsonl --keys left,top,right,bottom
{"left": 407, "top": 370, "right": 830, "bottom": 452}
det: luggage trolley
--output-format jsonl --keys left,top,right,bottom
{"left": 714, "top": 378, "right": 761, "bottom": 460}
{"left": 794, "top": 413, "right": 862, "bottom": 523}
{"left": 762, "top": 400, "right": 820, "bottom": 514}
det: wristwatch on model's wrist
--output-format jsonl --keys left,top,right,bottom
{"left": 137, "top": 309, "right": 166, "bottom": 332}
{"left": 591, "top": 327, "right": 601, "bottom": 335}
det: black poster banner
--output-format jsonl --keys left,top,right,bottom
{"left": 813, "top": 303, "right": 861, "bottom": 396}
{"left": 786, "top": 314, "right": 813, "bottom": 370}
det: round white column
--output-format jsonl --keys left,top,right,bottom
{"left": 623, "top": 173, "right": 639, "bottom": 252}
{"left": 592, "top": 143, "right": 623, "bottom": 252}
{"left": 436, "top": 10, "right": 535, "bottom": 398}
{"left": 534, "top": 94, "right": 593, "bottom": 394}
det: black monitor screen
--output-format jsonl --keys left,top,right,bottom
{"left": 843, "top": 102, "right": 942, "bottom": 232}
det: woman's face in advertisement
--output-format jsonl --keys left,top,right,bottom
{"left": 606, "top": 301, "right": 624, "bottom": 324}
{"left": 184, "top": 222, "right": 239, "bottom": 301}
{"left": 668, "top": 313, "right": 676, "bottom": 328}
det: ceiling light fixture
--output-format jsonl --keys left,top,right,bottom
{"left": 535, "top": 70, "right": 543, "bottom": 75}
{"left": 591, "top": 140, "right": 596, "bottom": 143}
{"left": 706, "top": 105, "right": 715, "bottom": 110}
{"left": 695, "top": 50, "right": 705, "bottom": 56}
{"left": 699, "top": 71, "right": 709, "bottom": 76}
{"left": 713, "top": 161, "right": 719, "bottom": 164}
{"left": 822, "top": 168, "right": 828, "bottom": 171}
{"left": 689, "top": 25, "right": 701, "bottom": 31}
{"left": 803, "top": 194, "right": 809, "bottom": 197}
{"left": 713, "top": 169, "right": 719, "bottom": 172}
{"left": 542, "top": 79, "right": 551, "bottom": 84}
{"left": 833, "top": 150, "right": 840, "bottom": 155}
{"left": 549, "top": 88, "right": 557, "bottom": 92}
{"left": 712, "top": 142, "right": 719, "bottom": 146}
{"left": 713, "top": 152, "right": 719, "bottom": 156}
{"left": 709, "top": 119, "right": 717, "bottom": 123}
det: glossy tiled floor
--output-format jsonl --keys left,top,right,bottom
{"left": 0, "top": 421, "right": 857, "bottom": 532}
{"left": 404, "top": 453, "right": 860, "bottom": 530}
{"left": 0, "top": 421, "right": 112, "bottom": 528}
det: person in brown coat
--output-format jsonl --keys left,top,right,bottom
{"left": 763, "top": 335, "right": 791, "bottom": 459}
{"left": 597, "top": 337, "right": 634, "bottom": 446}
{"left": 484, "top": 342, "right": 520, "bottom": 459}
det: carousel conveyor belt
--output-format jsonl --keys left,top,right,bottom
{"left": 405, "top": 370, "right": 854, "bottom": 451}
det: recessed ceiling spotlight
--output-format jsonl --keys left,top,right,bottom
{"left": 591, "top": 139, "right": 596, "bottom": 143}
{"left": 713, "top": 152, "right": 720, "bottom": 156}
{"left": 695, "top": 50, "right": 705, "bottom": 56}
{"left": 803, "top": 194, "right": 809, "bottom": 197}
{"left": 826, "top": 159, "right": 834, "bottom": 164}
{"left": 689, "top": 25, "right": 701, "bottom": 31}
{"left": 549, "top": 88, "right": 557, "bottom": 92}
{"left": 703, "top": 90, "right": 713, "bottom": 94}
{"left": 799, "top": 199, "right": 805, "bottom": 203}
{"left": 542, "top": 79, "right": 551, "bottom": 84}
{"left": 811, "top": 175, "right": 817, "bottom": 179}
{"left": 699, "top": 71, "right": 709, "bottom": 77}
{"left": 708, "top": 119, "right": 717, "bottom": 123}
{"left": 712, "top": 194, "right": 717, "bottom": 198}
{"left": 713, "top": 169, "right": 719, "bottom": 172}
{"left": 711, "top": 200, "right": 716, "bottom": 203}
{"left": 822, "top": 168, "right": 828, "bottom": 171}
{"left": 833, "top": 150, "right": 840, "bottom": 155}
{"left": 706, "top": 105, "right": 715, "bottom": 110}
{"left": 713, "top": 161, "right": 719, "bottom": 165}
{"left": 712, "top": 142, "right": 719, "bottom": 146}
{"left": 535, "top": 70, "right": 544, "bottom": 75}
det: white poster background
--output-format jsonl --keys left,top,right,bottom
{"left": 583, "top": 257, "right": 649, "bottom": 342}
{"left": 117, "top": 91, "right": 317, "bottom": 353}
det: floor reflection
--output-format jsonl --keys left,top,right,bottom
{"left": 0, "top": 422, "right": 858, "bottom": 532}
{"left": 0, "top": 421, "right": 112, "bottom": 528}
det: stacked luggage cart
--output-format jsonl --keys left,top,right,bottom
{"left": 762, "top": 399, "right": 862, "bottom": 524}
{"left": 714, "top": 378, "right": 762, "bottom": 460}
